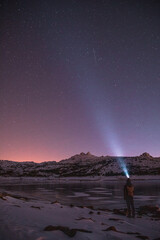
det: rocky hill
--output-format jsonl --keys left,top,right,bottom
{"left": 0, "top": 152, "right": 160, "bottom": 177}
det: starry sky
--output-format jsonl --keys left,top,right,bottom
{"left": 1, "top": 0, "right": 160, "bottom": 162}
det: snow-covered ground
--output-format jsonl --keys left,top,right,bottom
{"left": 0, "top": 191, "right": 160, "bottom": 240}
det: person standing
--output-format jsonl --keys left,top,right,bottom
{"left": 124, "top": 178, "right": 135, "bottom": 217}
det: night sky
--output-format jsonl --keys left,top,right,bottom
{"left": 1, "top": 0, "right": 160, "bottom": 162}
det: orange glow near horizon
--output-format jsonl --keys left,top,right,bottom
{"left": 0, "top": 152, "right": 66, "bottom": 163}
{"left": 0, "top": 139, "right": 69, "bottom": 162}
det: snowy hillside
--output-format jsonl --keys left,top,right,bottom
{"left": 0, "top": 152, "right": 160, "bottom": 177}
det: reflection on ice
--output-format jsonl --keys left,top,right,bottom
{"left": 69, "top": 192, "right": 90, "bottom": 197}
{"left": 0, "top": 179, "right": 160, "bottom": 210}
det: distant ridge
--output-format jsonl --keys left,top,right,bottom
{"left": 0, "top": 152, "right": 160, "bottom": 177}
{"left": 0, "top": 152, "right": 157, "bottom": 163}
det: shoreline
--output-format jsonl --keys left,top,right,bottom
{"left": 0, "top": 175, "right": 160, "bottom": 184}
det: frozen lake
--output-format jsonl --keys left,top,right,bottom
{"left": 0, "top": 178, "right": 160, "bottom": 209}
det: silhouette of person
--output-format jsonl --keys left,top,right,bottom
{"left": 124, "top": 178, "right": 135, "bottom": 217}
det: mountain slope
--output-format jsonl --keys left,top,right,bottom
{"left": 0, "top": 152, "right": 160, "bottom": 177}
